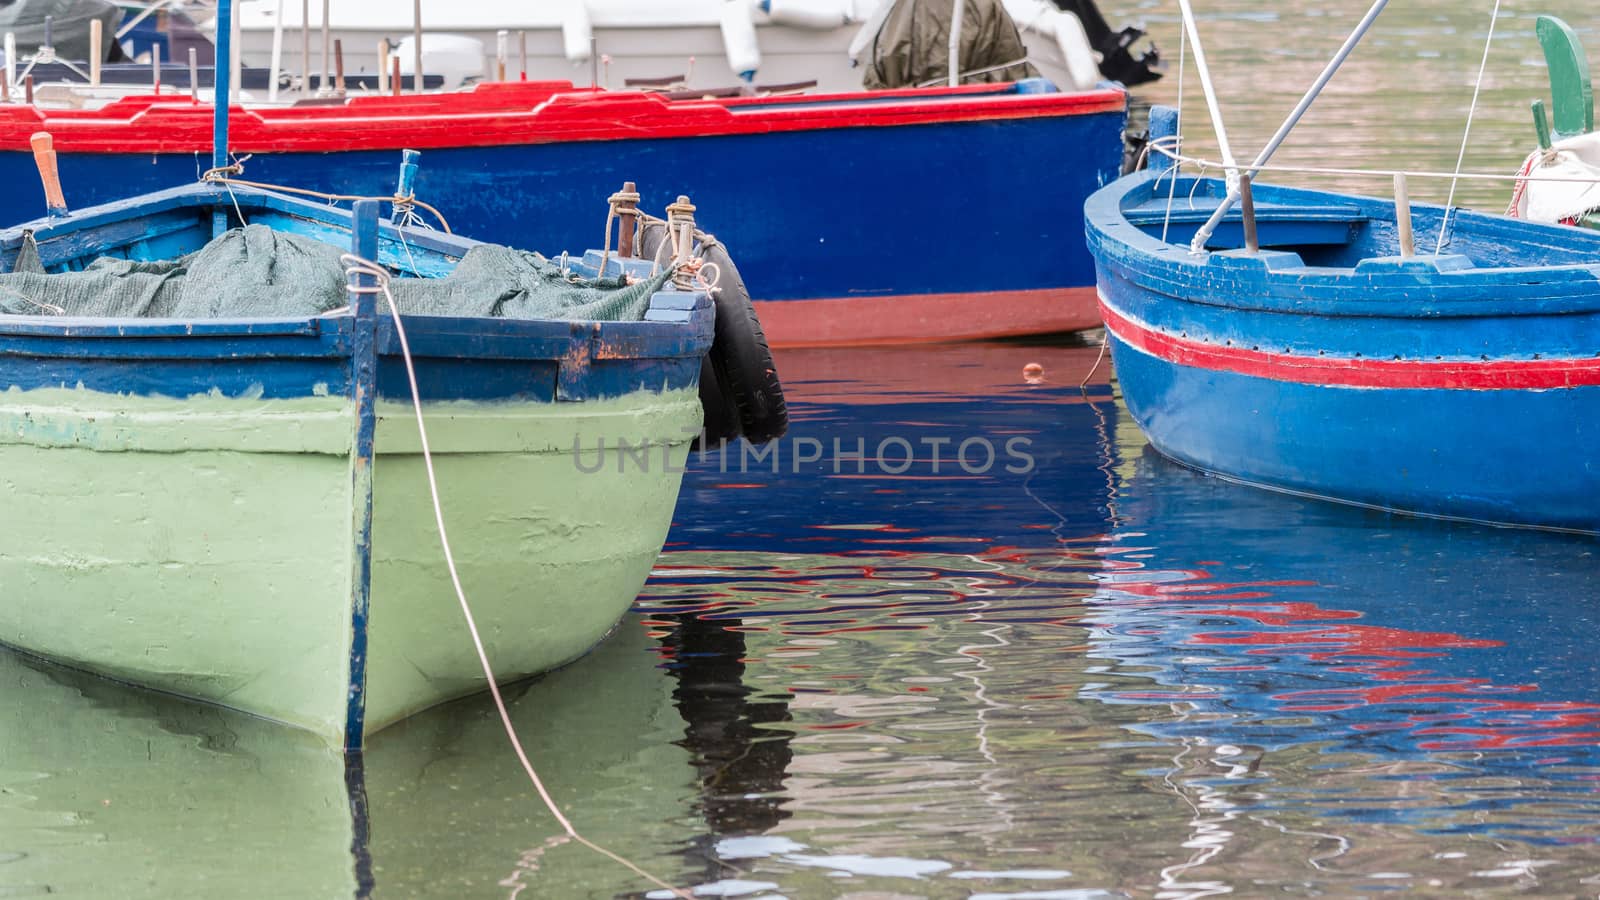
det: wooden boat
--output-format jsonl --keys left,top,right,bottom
{"left": 0, "top": 78, "right": 1127, "bottom": 345}
{"left": 0, "top": 178, "right": 716, "bottom": 748}
{"left": 1085, "top": 155, "right": 1600, "bottom": 533}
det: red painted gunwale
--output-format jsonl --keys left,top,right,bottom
{"left": 1100, "top": 299, "right": 1600, "bottom": 390}
{"left": 0, "top": 80, "right": 1126, "bottom": 154}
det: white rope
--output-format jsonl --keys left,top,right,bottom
{"left": 1147, "top": 141, "right": 1600, "bottom": 186}
{"left": 340, "top": 252, "right": 693, "bottom": 900}
{"left": 1161, "top": 19, "right": 1189, "bottom": 243}
{"left": 1435, "top": 0, "right": 1505, "bottom": 254}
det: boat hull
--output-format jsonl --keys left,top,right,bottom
{"left": 1087, "top": 169, "right": 1600, "bottom": 533}
{"left": 0, "top": 87, "right": 1125, "bottom": 345}
{"left": 1105, "top": 317, "right": 1600, "bottom": 532}
{"left": 0, "top": 383, "right": 701, "bottom": 742}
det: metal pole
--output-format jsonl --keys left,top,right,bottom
{"left": 319, "top": 0, "right": 331, "bottom": 96}
{"left": 300, "top": 0, "right": 309, "bottom": 95}
{"left": 213, "top": 0, "right": 234, "bottom": 236}
{"left": 947, "top": 0, "right": 962, "bottom": 87}
{"left": 268, "top": 0, "right": 285, "bottom": 103}
{"left": 1187, "top": 0, "right": 1392, "bottom": 253}
{"left": 214, "top": 0, "right": 233, "bottom": 173}
{"left": 412, "top": 0, "right": 422, "bottom": 94}
{"left": 1174, "top": 0, "right": 1239, "bottom": 191}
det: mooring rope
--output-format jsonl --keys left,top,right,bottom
{"left": 200, "top": 156, "right": 453, "bottom": 233}
{"left": 1147, "top": 138, "right": 1600, "bottom": 187}
{"left": 339, "top": 253, "right": 693, "bottom": 900}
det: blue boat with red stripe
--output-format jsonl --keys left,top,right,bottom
{"left": 0, "top": 79, "right": 1127, "bottom": 347}
{"left": 1085, "top": 158, "right": 1600, "bottom": 534}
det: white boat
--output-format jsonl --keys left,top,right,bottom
{"left": 228, "top": 0, "right": 1127, "bottom": 94}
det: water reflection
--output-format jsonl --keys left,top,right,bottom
{"left": 5, "top": 337, "right": 1600, "bottom": 899}
{"left": 639, "top": 341, "right": 1600, "bottom": 897}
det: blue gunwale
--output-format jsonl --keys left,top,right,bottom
{"left": 1086, "top": 168, "right": 1600, "bottom": 532}
{"left": 1086, "top": 170, "right": 1600, "bottom": 317}
{"left": 0, "top": 183, "right": 715, "bottom": 402}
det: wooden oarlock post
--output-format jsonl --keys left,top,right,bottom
{"left": 391, "top": 56, "right": 401, "bottom": 97}
{"left": 496, "top": 30, "right": 508, "bottom": 82}
{"left": 89, "top": 19, "right": 102, "bottom": 86}
{"left": 188, "top": 48, "right": 199, "bottom": 103}
{"left": 519, "top": 31, "right": 528, "bottom": 80}
{"left": 333, "top": 39, "right": 346, "bottom": 94}
{"left": 1394, "top": 173, "right": 1416, "bottom": 258}
{"left": 150, "top": 44, "right": 161, "bottom": 94}
{"left": 665, "top": 195, "right": 698, "bottom": 289}
{"left": 1238, "top": 172, "right": 1259, "bottom": 253}
{"left": 29, "top": 132, "right": 69, "bottom": 218}
{"left": 378, "top": 39, "right": 390, "bottom": 93}
{"left": 611, "top": 182, "right": 640, "bottom": 258}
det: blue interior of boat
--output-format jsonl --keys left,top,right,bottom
{"left": 1122, "top": 173, "right": 1600, "bottom": 270}
{"left": 0, "top": 184, "right": 469, "bottom": 280}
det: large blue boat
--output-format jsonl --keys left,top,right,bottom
{"left": 1085, "top": 163, "right": 1600, "bottom": 533}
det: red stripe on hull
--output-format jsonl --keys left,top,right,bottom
{"left": 1100, "top": 299, "right": 1600, "bottom": 390}
{"left": 0, "top": 82, "right": 1127, "bottom": 154}
{"left": 758, "top": 287, "right": 1101, "bottom": 348}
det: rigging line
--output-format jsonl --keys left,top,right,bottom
{"left": 1162, "top": 13, "right": 1189, "bottom": 243}
{"left": 345, "top": 245, "right": 693, "bottom": 900}
{"left": 1436, "top": 0, "right": 1505, "bottom": 254}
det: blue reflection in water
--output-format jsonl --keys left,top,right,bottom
{"left": 648, "top": 342, "right": 1600, "bottom": 875}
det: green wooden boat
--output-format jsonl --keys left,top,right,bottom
{"left": 0, "top": 182, "right": 716, "bottom": 749}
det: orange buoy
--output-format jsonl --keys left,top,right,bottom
{"left": 1023, "top": 362, "right": 1045, "bottom": 384}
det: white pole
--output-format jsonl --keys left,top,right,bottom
{"left": 947, "top": 0, "right": 962, "bottom": 87}
{"left": 412, "top": 0, "right": 423, "bottom": 93}
{"left": 1186, "top": 0, "right": 1392, "bottom": 252}
{"left": 231, "top": 1, "right": 244, "bottom": 104}
{"left": 1174, "top": 0, "right": 1239, "bottom": 193}
{"left": 90, "top": 19, "right": 102, "bottom": 85}
{"left": 4, "top": 33, "right": 16, "bottom": 102}
{"left": 320, "top": 0, "right": 331, "bottom": 96}
{"left": 268, "top": 0, "right": 285, "bottom": 103}
{"left": 300, "top": 0, "right": 310, "bottom": 94}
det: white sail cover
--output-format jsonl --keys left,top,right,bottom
{"left": 1511, "top": 133, "right": 1600, "bottom": 225}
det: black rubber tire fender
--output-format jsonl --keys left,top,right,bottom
{"left": 640, "top": 222, "right": 788, "bottom": 447}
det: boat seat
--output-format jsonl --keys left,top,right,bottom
{"left": 1125, "top": 201, "right": 1367, "bottom": 250}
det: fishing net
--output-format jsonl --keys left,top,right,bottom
{"left": 0, "top": 225, "right": 669, "bottom": 321}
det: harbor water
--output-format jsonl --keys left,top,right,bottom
{"left": 4, "top": 1, "right": 1600, "bottom": 897}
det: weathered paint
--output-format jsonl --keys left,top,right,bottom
{"left": 1085, "top": 168, "right": 1600, "bottom": 532}
{"left": 0, "top": 384, "right": 702, "bottom": 744}
{"left": 0, "top": 184, "right": 714, "bottom": 745}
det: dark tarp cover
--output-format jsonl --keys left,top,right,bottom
{"left": 0, "top": 225, "right": 671, "bottom": 322}
{"left": 861, "top": 0, "right": 1040, "bottom": 90}
{"left": 0, "top": 0, "right": 124, "bottom": 62}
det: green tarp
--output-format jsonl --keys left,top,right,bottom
{"left": 862, "top": 0, "right": 1041, "bottom": 90}
{"left": 0, "top": 225, "right": 669, "bottom": 322}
